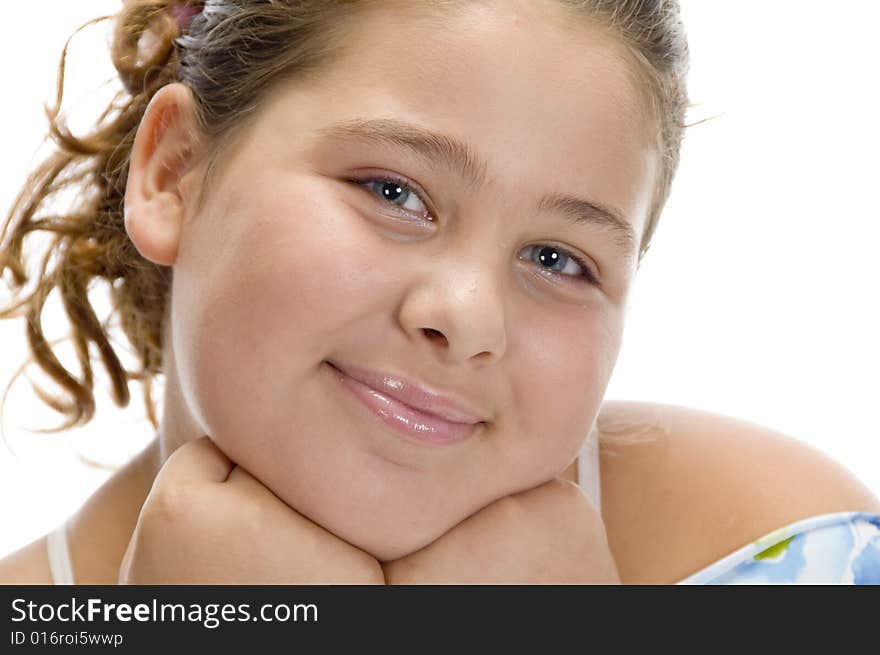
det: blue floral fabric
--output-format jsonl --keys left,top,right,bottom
{"left": 675, "top": 511, "right": 880, "bottom": 584}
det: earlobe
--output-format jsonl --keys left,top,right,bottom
{"left": 124, "top": 83, "right": 202, "bottom": 267}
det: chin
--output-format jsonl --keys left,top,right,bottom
{"left": 352, "top": 515, "right": 453, "bottom": 564}
{"left": 308, "top": 497, "right": 462, "bottom": 564}
{"left": 385, "top": 522, "right": 461, "bottom": 562}
{"left": 362, "top": 533, "right": 436, "bottom": 564}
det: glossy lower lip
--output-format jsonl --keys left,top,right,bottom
{"left": 326, "top": 362, "right": 481, "bottom": 445}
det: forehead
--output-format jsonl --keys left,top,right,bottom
{"left": 263, "top": 0, "right": 659, "bottom": 238}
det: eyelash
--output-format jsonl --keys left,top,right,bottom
{"left": 350, "top": 173, "right": 600, "bottom": 286}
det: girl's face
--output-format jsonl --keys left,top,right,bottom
{"left": 168, "top": 0, "right": 657, "bottom": 560}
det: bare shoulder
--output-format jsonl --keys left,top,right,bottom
{"left": 596, "top": 400, "right": 880, "bottom": 585}
{"left": 0, "top": 534, "right": 54, "bottom": 584}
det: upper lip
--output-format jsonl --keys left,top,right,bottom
{"left": 329, "top": 361, "right": 490, "bottom": 425}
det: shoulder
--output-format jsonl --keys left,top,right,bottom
{"left": 0, "top": 534, "right": 54, "bottom": 584}
{"left": 596, "top": 400, "right": 880, "bottom": 584}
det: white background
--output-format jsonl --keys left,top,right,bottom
{"left": 1, "top": 1, "right": 878, "bottom": 559}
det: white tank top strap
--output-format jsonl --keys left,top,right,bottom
{"left": 577, "top": 425, "right": 601, "bottom": 511}
{"left": 46, "top": 518, "right": 75, "bottom": 585}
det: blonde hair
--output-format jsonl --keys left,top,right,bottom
{"left": 0, "top": 0, "right": 692, "bottom": 437}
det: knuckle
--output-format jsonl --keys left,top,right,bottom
{"left": 516, "top": 477, "right": 595, "bottom": 520}
{"left": 489, "top": 493, "right": 524, "bottom": 520}
{"left": 353, "top": 556, "right": 386, "bottom": 583}
{"left": 147, "top": 481, "right": 199, "bottom": 522}
{"left": 239, "top": 495, "right": 269, "bottom": 531}
{"left": 548, "top": 479, "right": 593, "bottom": 515}
{"left": 536, "top": 477, "right": 585, "bottom": 504}
{"left": 336, "top": 547, "right": 385, "bottom": 584}
{"left": 552, "top": 477, "right": 588, "bottom": 502}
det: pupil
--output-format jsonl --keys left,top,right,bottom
{"left": 382, "top": 183, "right": 404, "bottom": 202}
{"left": 538, "top": 246, "right": 561, "bottom": 269}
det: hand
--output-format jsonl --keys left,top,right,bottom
{"left": 381, "top": 478, "right": 620, "bottom": 584}
{"left": 119, "top": 436, "right": 385, "bottom": 584}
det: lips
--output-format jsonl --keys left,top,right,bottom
{"left": 326, "top": 361, "right": 489, "bottom": 425}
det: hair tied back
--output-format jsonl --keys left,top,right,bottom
{"left": 169, "top": 2, "right": 203, "bottom": 31}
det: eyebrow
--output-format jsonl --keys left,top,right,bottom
{"left": 315, "top": 117, "right": 638, "bottom": 257}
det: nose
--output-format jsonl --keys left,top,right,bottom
{"left": 397, "top": 244, "right": 508, "bottom": 366}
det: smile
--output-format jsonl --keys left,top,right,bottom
{"left": 325, "top": 362, "right": 483, "bottom": 446}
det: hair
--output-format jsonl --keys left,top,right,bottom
{"left": 0, "top": 0, "right": 692, "bottom": 446}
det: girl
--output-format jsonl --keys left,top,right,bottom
{"left": 1, "top": 0, "right": 878, "bottom": 584}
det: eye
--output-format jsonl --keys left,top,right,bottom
{"left": 353, "top": 173, "right": 433, "bottom": 221}
{"left": 520, "top": 244, "right": 599, "bottom": 286}
{"left": 350, "top": 174, "right": 598, "bottom": 286}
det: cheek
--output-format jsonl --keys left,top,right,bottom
{"left": 170, "top": 176, "right": 385, "bottom": 445}
{"left": 510, "top": 310, "right": 622, "bottom": 469}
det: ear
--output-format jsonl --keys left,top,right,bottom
{"left": 124, "top": 83, "right": 202, "bottom": 267}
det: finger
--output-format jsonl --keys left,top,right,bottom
{"left": 160, "top": 435, "right": 234, "bottom": 485}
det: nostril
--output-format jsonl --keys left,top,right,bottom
{"left": 423, "top": 328, "right": 444, "bottom": 340}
